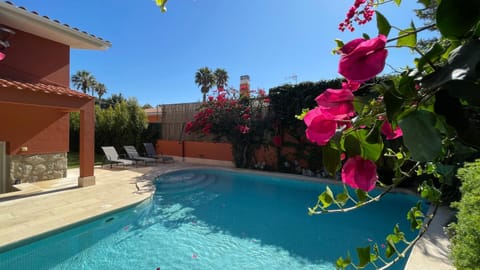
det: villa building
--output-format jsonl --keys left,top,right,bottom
{"left": 0, "top": 1, "right": 110, "bottom": 193}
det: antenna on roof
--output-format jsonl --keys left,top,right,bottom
{"left": 284, "top": 74, "right": 298, "bottom": 84}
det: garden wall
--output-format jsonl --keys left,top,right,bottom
{"left": 156, "top": 140, "right": 234, "bottom": 162}
{"left": 155, "top": 139, "right": 299, "bottom": 171}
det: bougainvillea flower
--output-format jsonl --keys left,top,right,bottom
{"left": 341, "top": 156, "right": 378, "bottom": 192}
{"left": 238, "top": 125, "right": 250, "bottom": 134}
{"left": 338, "top": 35, "right": 388, "bottom": 82}
{"left": 304, "top": 108, "right": 338, "bottom": 146}
{"left": 202, "top": 123, "right": 212, "bottom": 134}
{"left": 184, "top": 121, "right": 194, "bottom": 133}
{"left": 314, "top": 88, "right": 355, "bottom": 118}
{"left": 342, "top": 80, "right": 361, "bottom": 92}
{"left": 381, "top": 120, "right": 403, "bottom": 140}
{"left": 272, "top": 135, "right": 282, "bottom": 147}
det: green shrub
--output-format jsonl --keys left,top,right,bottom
{"left": 450, "top": 159, "right": 480, "bottom": 270}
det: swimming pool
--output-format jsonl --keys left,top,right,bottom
{"left": 0, "top": 168, "right": 421, "bottom": 269}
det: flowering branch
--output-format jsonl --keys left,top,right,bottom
{"left": 308, "top": 162, "right": 420, "bottom": 214}
{"left": 386, "top": 24, "right": 436, "bottom": 43}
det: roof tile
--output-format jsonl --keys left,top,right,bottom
{"left": 5, "top": 1, "right": 111, "bottom": 45}
{"left": 0, "top": 78, "right": 93, "bottom": 100}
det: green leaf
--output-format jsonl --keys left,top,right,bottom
{"left": 319, "top": 187, "right": 334, "bottom": 208}
{"left": 322, "top": 146, "right": 341, "bottom": 176}
{"left": 435, "top": 163, "right": 457, "bottom": 185}
{"left": 398, "top": 110, "right": 442, "bottom": 162}
{"left": 376, "top": 11, "right": 391, "bottom": 36}
{"left": 416, "top": 43, "right": 445, "bottom": 71}
{"left": 385, "top": 240, "right": 396, "bottom": 258}
{"left": 362, "top": 33, "right": 371, "bottom": 40}
{"left": 345, "top": 130, "right": 383, "bottom": 162}
{"left": 407, "top": 202, "right": 424, "bottom": 230}
{"left": 445, "top": 80, "right": 480, "bottom": 106}
{"left": 419, "top": 181, "right": 442, "bottom": 203}
{"left": 397, "top": 27, "right": 417, "bottom": 48}
{"left": 387, "top": 233, "right": 400, "bottom": 243}
{"left": 155, "top": 0, "right": 169, "bottom": 12}
{"left": 397, "top": 73, "right": 417, "bottom": 99}
{"left": 333, "top": 39, "right": 345, "bottom": 54}
{"left": 373, "top": 243, "right": 380, "bottom": 256}
{"left": 344, "top": 133, "right": 362, "bottom": 158}
{"left": 436, "top": 0, "right": 480, "bottom": 39}
{"left": 420, "top": 41, "right": 480, "bottom": 88}
{"left": 387, "top": 224, "right": 405, "bottom": 243}
{"left": 336, "top": 192, "right": 349, "bottom": 206}
{"left": 334, "top": 39, "right": 345, "bottom": 48}
{"left": 336, "top": 255, "right": 352, "bottom": 269}
{"left": 384, "top": 90, "right": 403, "bottom": 123}
{"left": 356, "top": 246, "right": 371, "bottom": 268}
{"left": 356, "top": 189, "right": 368, "bottom": 203}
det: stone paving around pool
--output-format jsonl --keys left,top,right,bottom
{"left": 0, "top": 161, "right": 456, "bottom": 269}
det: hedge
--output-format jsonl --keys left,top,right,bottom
{"left": 450, "top": 159, "right": 480, "bottom": 270}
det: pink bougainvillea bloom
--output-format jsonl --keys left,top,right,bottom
{"left": 304, "top": 108, "right": 338, "bottom": 146}
{"left": 272, "top": 135, "right": 282, "bottom": 147}
{"left": 242, "top": 114, "right": 250, "bottom": 120}
{"left": 381, "top": 120, "right": 403, "bottom": 140}
{"left": 342, "top": 80, "right": 361, "bottom": 92}
{"left": 341, "top": 156, "right": 378, "bottom": 192}
{"left": 338, "top": 35, "right": 388, "bottom": 82}
{"left": 0, "top": 52, "right": 5, "bottom": 61}
{"left": 314, "top": 88, "right": 355, "bottom": 118}
{"left": 238, "top": 125, "right": 250, "bottom": 134}
{"left": 184, "top": 121, "right": 193, "bottom": 133}
{"left": 202, "top": 123, "right": 212, "bottom": 134}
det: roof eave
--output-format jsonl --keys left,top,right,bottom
{"left": 0, "top": 2, "right": 111, "bottom": 50}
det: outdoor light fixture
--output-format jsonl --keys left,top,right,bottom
{"left": 0, "top": 26, "right": 15, "bottom": 61}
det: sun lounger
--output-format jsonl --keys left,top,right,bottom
{"left": 123, "top": 145, "right": 157, "bottom": 165}
{"left": 101, "top": 146, "right": 135, "bottom": 168}
{"left": 143, "top": 142, "right": 175, "bottom": 163}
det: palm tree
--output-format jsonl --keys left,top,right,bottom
{"left": 214, "top": 68, "right": 229, "bottom": 92}
{"left": 93, "top": 82, "right": 107, "bottom": 99}
{"left": 71, "top": 70, "right": 96, "bottom": 95}
{"left": 195, "top": 67, "right": 215, "bottom": 102}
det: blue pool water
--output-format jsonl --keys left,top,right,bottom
{"left": 0, "top": 169, "right": 422, "bottom": 269}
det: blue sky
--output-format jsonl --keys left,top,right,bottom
{"left": 11, "top": 0, "right": 432, "bottom": 106}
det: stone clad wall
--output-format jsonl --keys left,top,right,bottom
{"left": 9, "top": 153, "right": 67, "bottom": 184}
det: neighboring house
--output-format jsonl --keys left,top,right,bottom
{"left": 145, "top": 107, "right": 164, "bottom": 124}
{"left": 0, "top": 1, "right": 111, "bottom": 193}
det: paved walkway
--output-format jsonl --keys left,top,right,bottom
{"left": 0, "top": 166, "right": 154, "bottom": 250}
{"left": 0, "top": 162, "right": 456, "bottom": 269}
{"left": 405, "top": 205, "right": 456, "bottom": 270}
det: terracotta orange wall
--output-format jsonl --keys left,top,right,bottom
{"left": 147, "top": 114, "right": 161, "bottom": 123}
{"left": 0, "top": 28, "right": 69, "bottom": 86}
{"left": 156, "top": 140, "right": 233, "bottom": 161}
{"left": 0, "top": 103, "right": 69, "bottom": 155}
{"left": 255, "top": 146, "right": 278, "bottom": 169}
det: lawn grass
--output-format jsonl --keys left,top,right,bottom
{"left": 67, "top": 152, "right": 104, "bottom": 168}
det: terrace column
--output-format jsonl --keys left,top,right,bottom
{"left": 78, "top": 99, "right": 95, "bottom": 187}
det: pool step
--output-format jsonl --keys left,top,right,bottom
{"left": 156, "top": 173, "right": 217, "bottom": 194}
